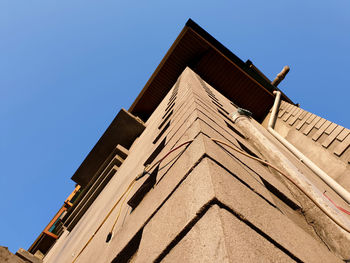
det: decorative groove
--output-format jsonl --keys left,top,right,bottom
{"left": 165, "top": 100, "right": 175, "bottom": 112}
{"left": 312, "top": 121, "right": 331, "bottom": 141}
{"left": 280, "top": 103, "right": 294, "bottom": 118}
{"left": 298, "top": 110, "right": 308, "bottom": 120}
{"left": 303, "top": 116, "right": 321, "bottom": 135}
{"left": 286, "top": 107, "right": 299, "bottom": 123}
{"left": 154, "top": 199, "right": 302, "bottom": 263}
{"left": 276, "top": 100, "right": 349, "bottom": 161}
{"left": 159, "top": 110, "right": 173, "bottom": 130}
{"left": 163, "top": 102, "right": 175, "bottom": 118}
{"left": 337, "top": 129, "right": 350, "bottom": 142}
{"left": 325, "top": 123, "right": 337, "bottom": 135}
{"left": 322, "top": 126, "right": 344, "bottom": 148}
{"left": 296, "top": 112, "right": 312, "bottom": 130}
{"left": 315, "top": 118, "right": 326, "bottom": 129}
{"left": 288, "top": 108, "right": 302, "bottom": 126}
{"left": 305, "top": 114, "right": 317, "bottom": 125}
{"left": 211, "top": 99, "right": 223, "bottom": 107}
{"left": 167, "top": 95, "right": 177, "bottom": 106}
{"left": 282, "top": 106, "right": 297, "bottom": 122}
{"left": 284, "top": 103, "right": 294, "bottom": 113}
{"left": 278, "top": 102, "right": 288, "bottom": 118}
{"left": 334, "top": 135, "right": 350, "bottom": 157}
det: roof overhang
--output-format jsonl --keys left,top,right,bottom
{"left": 129, "top": 19, "right": 294, "bottom": 122}
{"left": 71, "top": 109, "right": 145, "bottom": 187}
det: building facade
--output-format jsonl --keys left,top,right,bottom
{"left": 24, "top": 19, "right": 350, "bottom": 263}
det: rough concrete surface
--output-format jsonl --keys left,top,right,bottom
{"left": 16, "top": 248, "right": 42, "bottom": 263}
{"left": 40, "top": 67, "right": 347, "bottom": 263}
{"left": 163, "top": 205, "right": 293, "bottom": 263}
{"left": 0, "top": 246, "right": 25, "bottom": 263}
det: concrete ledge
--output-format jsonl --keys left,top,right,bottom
{"left": 71, "top": 109, "right": 145, "bottom": 187}
{"left": 16, "top": 248, "right": 42, "bottom": 263}
{"left": 66, "top": 165, "right": 119, "bottom": 231}
{"left": 136, "top": 158, "right": 341, "bottom": 263}
{"left": 0, "top": 247, "right": 24, "bottom": 263}
{"left": 162, "top": 205, "right": 293, "bottom": 263}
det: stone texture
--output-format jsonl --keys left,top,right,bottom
{"left": 264, "top": 100, "right": 350, "bottom": 192}
{"left": 72, "top": 108, "right": 146, "bottom": 187}
{"left": 136, "top": 156, "right": 339, "bottom": 263}
{"left": 135, "top": 158, "right": 215, "bottom": 263}
{"left": 163, "top": 205, "right": 294, "bottom": 263}
{"left": 207, "top": 158, "right": 341, "bottom": 263}
{"left": 41, "top": 67, "right": 345, "bottom": 263}
{"left": 162, "top": 205, "right": 231, "bottom": 263}
{"left": 16, "top": 248, "right": 42, "bottom": 263}
{"left": 0, "top": 246, "right": 25, "bottom": 263}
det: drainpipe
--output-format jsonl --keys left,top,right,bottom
{"left": 268, "top": 91, "right": 350, "bottom": 205}
{"left": 231, "top": 108, "right": 350, "bottom": 259}
{"left": 271, "top": 66, "right": 290, "bottom": 87}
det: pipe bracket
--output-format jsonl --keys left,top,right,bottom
{"left": 231, "top": 108, "right": 252, "bottom": 123}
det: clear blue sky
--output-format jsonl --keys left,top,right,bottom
{"left": 1, "top": 1, "right": 349, "bottom": 253}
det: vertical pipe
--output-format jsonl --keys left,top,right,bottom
{"left": 267, "top": 91, "right": 350, "bottom": 205}
{"left": 231, "top": 111, "right": 350, "bottom": 258}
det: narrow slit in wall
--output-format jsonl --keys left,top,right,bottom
{"left": 230, "top": 101, "right": 238, "bottom": 107}
{"left": 211, "top": 98, "right": 223, "bottom": 106}
{"left": 260, "top": 177, "right": 300, "bottom": 211}
{"left": 211, "top": 99, "right": 224, "bottom": 108}
{"left": 218, "top": 105, "right": 230, "bottom": 115}
{"left": 111, "top": 229, "right": 143, "bottom": 263}
{"left": 168, "top": 93, "right": 177, "bottom": 103}
{"left": 164, "top": 101, "right": 175, "bottom": 114}
{"left": 201, "top": 84, "right": 211, "bottom": 92}
{"left": 207, "top": 90, "right": 217, "bottom": 97}
{"left": 145, "top": 138, "right": 166, "bottom": 166}
{"left": 172, "top": 84, "right": 179, "bottom": 93}
{"left": 236, "top": 140, "right": 261, "bottom": 160}
{"left": 208, "top": 93, "right": 219, "bottom": 101}
{"left": 170, "top": 88, "right": 178, "bottom": 96}
{"left": 218, "top": 108, "right": 235, "bottom": 124}
{"left": 210, "top": 96, "right": 220, "bottom": 103}
{"left": 205, "top": 89, "right": 214, "bottom": 95}
{"left": 225, "top": 121, "right": 246, "bottom": 139}
{"left": 159, "top": 110, "right": 173, "bottom": 129}
{"left": 127, "top": 165, "right": 158, "bottom": 209}
{"left": 171, "top": 91, "right": 178, "bottom": 97}
{"left": 153, "top": 122, "right": 170, "bottom": 144}
{"left": 168, "top": 95, "right": 177, "bottom": 106}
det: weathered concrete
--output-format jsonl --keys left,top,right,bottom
{"left": 163, "top": 205, "right": 293, "bottom": 263}
{"left": 237, "top": 113, "right": 350, "bottom": 259}
{"left": 135, "top": 158, "right": 216, "bottom": 263}
{"left": 262, "top": 101, "right": 350, "bottom": 190}
{"left": 16, "top": 248, "right": 43, "bottom": 263}
{"left": 44, "top": 70, "right": 199, "bottom": 263}
{"left": 72, "top": 108, "right": 146, "bottom": 187}
{"left": 137, "top": 157, "right": 340, "bottom": 263}
{"left": 42, "top": 67, "right": 345, "bottom": 263}
{"left": 0, "top": 246, "right": 24, "bottom": 263}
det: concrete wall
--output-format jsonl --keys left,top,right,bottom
{"left": 43, "top": 68, "right": 343, "bottom": 262}
{"left": 0, "top": 247, "right": 24, "bottom": 263}
{"left": 262, "top": 100, "right": 350, "bottom": 191}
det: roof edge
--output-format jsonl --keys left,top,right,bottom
{"left": 185, "top": 19, "right": 293, "bottom": 104}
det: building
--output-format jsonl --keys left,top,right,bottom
{"left": 22, "top": 19, "right": 350, "bottom": 262}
